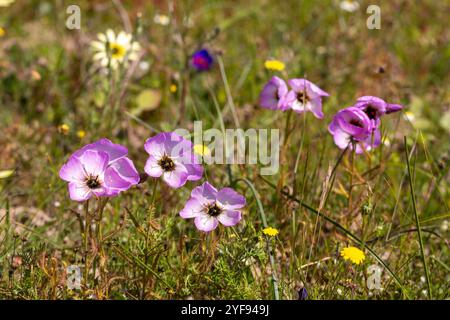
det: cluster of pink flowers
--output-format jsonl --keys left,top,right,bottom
{"left": 259, "top": 77, "right": 403, "bottom": 153}
{"left": 59, "top": 133, "right": 245, "bottom": 233}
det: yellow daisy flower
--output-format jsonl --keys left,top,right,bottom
{"left": 340, "top": 246, "right": 365, "bottom": 265}
{"left": 91, "top": 29, "right": 141, "bottom": 70}
{"left": 262, "top": 227, "right": 279, "bottom": 237}
{"left": 193, "top": 144, "right": 210, "bottom": 157}
{"left": 169, "top": 84, "right": 177, "bottom": 93}
{"left": 0, "top": 27, "right": 5, "bottom": 37}
{"left": 264, "top": 59, "right": 285, "bottom": 71}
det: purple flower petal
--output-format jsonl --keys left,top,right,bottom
{"left": 144, "top": 155, "right": 164, "bottom": 178}
{"left": 309, "top": 97, "right": 324, "bottom": 119}
{"left": 185, "top": 162, "right": 204, "bottom": 181}
{"left": 79, "top": 150, "right": 109, "bottom": 177}
{"left": 68, "top": 182, "right": 91, "bottom": 202}
{"left": 194, "top": 214, "right": 219, "bottom": 232}
{"left": 179, "top": 198, "right": 203, "bottom": 219}
{"left": 259, "top": 76, "right": 289, "bottom": 110}
{"left": 165, "top": 133, "right": 193, "bottom": 158}
{"left": 287, "top": 78, "right": 308, "bottom": 93}
{"left": 59, "top": 156, "right": 85, "bottom": 183}
{"left": 104, "top": 166, "right": 133, "bottom": 190}
{"left": 386, "top": 103, "right": 403, "bottom": 114}
{"left": 190, "top": 182, "right": 218, "bottom": 205}
{"left": 73, "top": 138, "right": 127, "bottom": 163}
{"left": 144, "top": 133, "right": 167, "bottom": 158}
{"left": 217, "top": 188, "right": 246, "bottom": 210}
{"left": 332, "top": 128, "right": 352, "bottom": 150}
{"left": 109, "top": 157, "right": 140, "bottom": 185}
{"left": 308, "top": 81, "right": 329, "bottom": 97}
{"left": 162, "top": 164, "right": 188, "bottom": 188}
{"left": 217, "top": 210, "right": 242, "bottom": 227}
{"left": 335, "top": 107, "right": 372, "bottom": 139}
{"left": 288, "top": 78, "right": 329, "bottom": 98}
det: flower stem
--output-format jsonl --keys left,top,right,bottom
{"left": 141, "top": 178, "right": 159, "bottom": 299}
{"left": 83, "top": 200, "right": 90, "bottom": 292}
{"left": 348, "top": 145, "right": 356, "bottom": 210}
{"left": 404, "top": 137, "right": 432, "bottom": 299}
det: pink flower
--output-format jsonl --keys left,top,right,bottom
{"left": 59, "top": 139, "right": 139, "bottom": 201}
{"left": 180, "top": 182, "right": 246, "bottom": 232}
{"left": 258, "top": 76, "right": 291, "bottom": 110}
{"left": 328, "top": 107, "right": 381, "bottom": 154}
{"left": 354, "top": 96, "right": 403, "bottom": 127}
{"left": 284, "top": 78, "right": 329, "bottom": 119}
{"left": 144, "top": 132, "right": 203, "bottom": 188}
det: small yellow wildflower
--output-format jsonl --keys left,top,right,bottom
{"left": 340, "top": 246, "right": 365, "bottom": 265}
{"left": 264, "top": 59, "right": 285, "bottom": 71}
{"left": 0, "top": 27, "right": 5, "bottom": 37}
{"left": 77, "top": 130, "right": 86, "bottom": 139}
{"left": 262, "top": 227, "right": 279, "bottom": 237}
{"left": 58, "top": 124, "right": 70, "bottom": 135}
{"left": 193, "top": 144, "right": 210, "bottom": 157}
{"left": 169, "top": 84, "right": 177, "bottom": 93}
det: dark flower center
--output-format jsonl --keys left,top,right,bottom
{"left": 349, "top": 119, "right": 364, "bottom": 128}
{"left": 296, "top": 91, "right": 309, "bottom": 104}
{"left": 158, "top": 154, "right": 176, "bottom": 172}
{"left": 111, "top": 47, "right": 120, "bottom": 55}
{"left": 204, "top": 202, "right": 223, "bottom": 217}
{"left": 365, "top": 105, "right": 378, "bottom": 120}
{"left": 85, "top": 175, "right": 101, "bottom": 189}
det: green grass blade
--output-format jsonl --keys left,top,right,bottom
{"left": 404, "top": 136, "right": 432, "bottom": 299}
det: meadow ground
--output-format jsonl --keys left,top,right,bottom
{"left": 0, "top": 0, "right": 449, "bottom": 300}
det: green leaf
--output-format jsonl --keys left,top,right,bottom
{"left": 133, "top": 89, "right": 162, "bottom": 115}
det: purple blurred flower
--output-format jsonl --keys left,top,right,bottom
{"left": 298, "top": 287, "right": 308, "bottom": 300}
{"left": 284, "top": 78, "right": 329, "bottom": 119}
{"left": 59, "top": 139, "right": 139, "bottom": 202}
{"left": 180, "top": 182, "right": 246, "bottom": 232}
{"left": 144, "top": 132, "right": 203, "bottom": 189}
{"left": 354, "top": 96, "right": 403, "bottom": 127}
{"left": 328, "top": 107, "right": 381, "bottom": 154}
{"left": 258, "top": 76, "right": 291, "bottom": 110}
{"left": 191, "top": 49, "right": 213, "bottom": 71}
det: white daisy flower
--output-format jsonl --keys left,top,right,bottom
{"left": 340, "top": 0, "right": 360, "bottom": 12}
{"left": 90, "top": 29, "right": 141, "bottom": 70}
